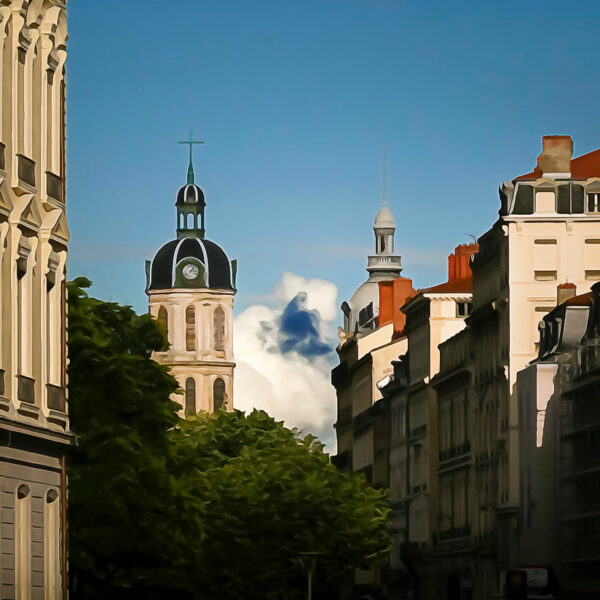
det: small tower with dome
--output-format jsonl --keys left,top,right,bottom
{"left": 341, "top": 202, "right": 403, "bottom": 334}
{"left": 145, "top": 136, "right": 237, "bottom": 415}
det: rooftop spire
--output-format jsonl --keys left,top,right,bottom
{"left": 382, "top": 150, "right": 388, "bottom": 207}
{"left": 178, "top": 129, "right": 204, "bottom": 185}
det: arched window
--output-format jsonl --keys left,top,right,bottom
{"left": 185, "top": 377, "right": 196, "bottom": 416}
{"left": 15, "top": 484, "right": 31, "bottom": 596}
{"left": 213, "top": 378, "right": 226, "bottom": 411}
{"left": 380, "top": 235, "right": 386, "bottom": 253}
{"left": 214, "top": 306, "right": 225, "bottom": 351}
{"left": 45, "top": 490, "right": 60, "bottom": 599}
{"left": 187, "top": 213, "right": 194, "bottom": 229}
{"left": 185, "top": 305, "right": 195, "bottom": 351}
{"left": 157, "top": 306, "right": 168, "bottom": 341}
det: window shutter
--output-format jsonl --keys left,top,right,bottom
{"left": 572, "top": 184, "right": 584, "bottom": 213}
{"left": 185, "top": 305, "right": 195, "bottom": 351}
{"left": 513, "top": 185, "right": 534, "bottom": 214}
{"left": 185, "top": 378, "right": 196, "bottom": 416}
{"left": 214, "top": 307, "right": 225, "bottom": 351}
{"left": 556, "top": 185, "right": 570, "bottom": 214}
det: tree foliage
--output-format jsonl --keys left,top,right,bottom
{"left": 67, "top": 278, "right": 390, "bottom": 599}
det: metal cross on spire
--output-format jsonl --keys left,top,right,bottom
{"left": 178, "top": 129, "right": 204, "bottom": 185}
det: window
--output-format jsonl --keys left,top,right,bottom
{"left": 45, "top": 490, "right": 60, "bottom": 600}
{"left": 214, "top": 306, "right": 225, "bottom": 351}
{"left": 185, "top": 377, "right": 195, "bottom": 416}
{"left": 588, "top": 193, "right": 600, "bottom": 213}
{"left": 213, "top": 378, "right": 226, "bottom": 411}
{"left": 185, "top": 305, "right": 195, "bottom": 351}
{"left": 534, "top": 239, "right": 557, "bottom": 281}
{"left": 380, "top": 235, "right": 386, "bottom": 253}
{"left": 456, "top": 301, "right": 472, "bottom": 317}
{"left": 157, "top": 306, "right": 168, "bottom": 341}
{"left": 15, "top": 484, "right": 31, "bottom": 600}
{"left": 534, "top": 271, "right": 557, "bottom": 281}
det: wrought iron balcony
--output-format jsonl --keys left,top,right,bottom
{"left": 46, "top": 384, "right": 66, "bottom": 412}
{"left": 17, "top": 154, "right": 35, "bottom": 188}
{"left": 17, "top": 375, "right": 35, "bottom": 404}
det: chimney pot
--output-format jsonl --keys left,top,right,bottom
{"left": 557, "top": 282, "right": 577, "bottom": 306}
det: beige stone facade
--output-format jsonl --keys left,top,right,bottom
{"left": 148, "top": 289, "right": 235, "bottom": 415}
{"left": 0, "top": 1, "right": 71, "bottom": 598}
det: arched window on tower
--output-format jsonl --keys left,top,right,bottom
{"left": 157, "top": 306, "right": 168, "bottom": 342}
{"left": 185, "top": 377, "right": 196, "bottom": 416}
{"left": 185, "top": 305, "right": 195, "bottom": 351}
{"left": 214, "top": 306, "right": 225, "bottom": 351}
{"left": 187, "top": 213, "right": 194, "bottom": 229}
{"left": 380, "top": 235, "right": 386, "bottom": 253}
{"left": 213, "top": 378, "right": 225, "bottom": 411}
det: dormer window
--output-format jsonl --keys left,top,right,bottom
{"left": 456, "top": 301, "right": 472, "bottom": 318}
{"left": 587, "top": 193, "right": 600, "bottom": 213}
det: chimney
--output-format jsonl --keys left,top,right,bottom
{"left": 448, "top": 243, "right": 479, "bottom": 282}
{"left": 378, "top": 277, "right": 417, "bottom": 337}
{"left": 557, "top": 282, "right": 576, "bottom": 306}
{"left": 536, "top": 135, "right": 573, "bottom": 177}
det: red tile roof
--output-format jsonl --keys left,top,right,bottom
{"left": 423, "top": 276, "right": 473, "bottom": 294}
{"left": 562, "top": 291, "right": 592, "bottom": 307}
{"left": 515, "top": 148, "right": 600, "bottom": 181}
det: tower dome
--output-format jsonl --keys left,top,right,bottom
{"left": 341, "top": 202, "right": 402, "bottom": 334}
{"left": 144, "top": 135, "right": 237, "bottom": 292}
{"left": 147, "top": 237, "right": 236, "bottom": 291}
{"left": 374, "top": 206, "right": 395, "bottom": 229}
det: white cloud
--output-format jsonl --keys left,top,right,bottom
{"left": 234, "top": 273, "right": 338, "bottom": 449}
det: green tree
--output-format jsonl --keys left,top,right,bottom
{"left": 67, "top": 278, "right": 390, "bottom": 599}
{"left": 168, "top": 409, "right": 390, "bottom": 600}
{"left": 67, "top": 278, "right": 192, "bottom": 599}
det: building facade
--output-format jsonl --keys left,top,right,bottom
{"left": 0, "top": 1, "right": 71, "bottom": 598}
{"left": 397, "top": 246, "right": 476, "bottom": 600}
{"left": 146, "top": 150, "right": 237, "bottom": 415}
{"left": 469, "top": 135, "right": 600, "bottom": 596}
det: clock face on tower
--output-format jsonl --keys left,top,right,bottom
{"left": 182, "top": 263, "right": 199, "bottom": 280}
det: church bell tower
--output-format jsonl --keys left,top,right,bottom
{"left": 145, "top": 136, "right": 237, "bottom": 416}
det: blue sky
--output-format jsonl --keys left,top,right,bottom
{"left": 67, "top": 0, "right": 600, "bottom": 316}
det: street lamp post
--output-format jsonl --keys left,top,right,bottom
{"left": 299, "top": 552, "right": 321, "bottom": 600}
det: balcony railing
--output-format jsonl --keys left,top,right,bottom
{"left": 46, "top": 384, "right": 66, "bottom": 412}
{"left": 46, "top": 171, "right": 64, "bottom": 202}
{"left": 17, "top": 375, "right": 35, "bottom": 404}
{"left": 438, "top": 525, "right": 471, "bottom": 542}
{"left": 439, "top": 441, "right": 471, "bottom": 462}
{"left": 17, "top": 154, "right": 36, "bottom": 188}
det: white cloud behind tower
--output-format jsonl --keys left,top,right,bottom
{"left": 234, "top": 272, "right": 338, "bottom": 448}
